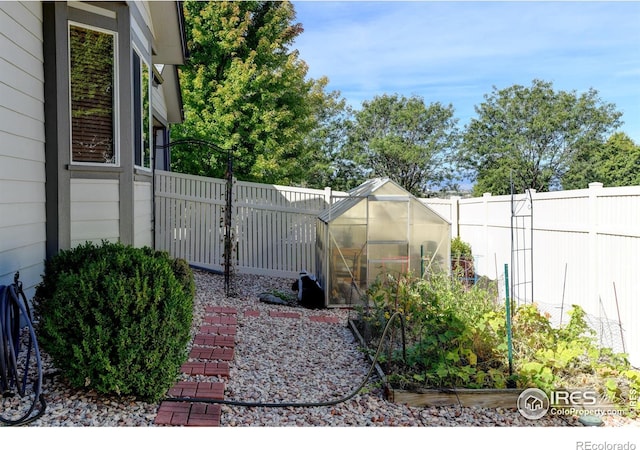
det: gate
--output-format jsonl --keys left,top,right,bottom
{"left": 154, "top": 169, "right": 335, "bottom": 288}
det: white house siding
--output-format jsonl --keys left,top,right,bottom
{"left": 0, "top": 1, "right": 46, "bottom": 297}
{"left": 130, "top": 2, "right": 166, "bottom": 248}
{"left": 133, "top": 180, "right": 152, "bottom": 247}
{"left": 70, "top": 178, "right": 120, "bottom": 247}
{"left": 151, "top": 76, "right": 169, "bottom": 120}
{"left": 131, "top": 1, "right": 152, "bottom": 36}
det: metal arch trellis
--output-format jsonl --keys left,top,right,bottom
{"left": 155, "top": 139, "right": 236, "bottom": 297}
{"left": 510, "top": 174, "right": 534, "bottom": 310}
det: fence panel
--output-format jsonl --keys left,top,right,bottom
{"left": 456, "top": 183, "right": 640, "bottom": 367}
{"left": 155, "top": 171, "right": 333, "bottom": 277}
{"left": 155, "top": 171, "right": 639, "bottom": 366}
{"left": 233, "top": 180, "right": 331, "bottom": 277}
{"left": 154, "top": 171, "right": 227, "bottom": 271}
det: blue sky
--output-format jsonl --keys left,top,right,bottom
{"left": 291, "top": 1, "right": 640, "bottom": 144}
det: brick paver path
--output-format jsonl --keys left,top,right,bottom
{"left": 154, "top": 306, "right": 343, "bottom": 426}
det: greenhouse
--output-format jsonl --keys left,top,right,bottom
{"left": 316, "top": 178, "right": 451, "bottom": 307}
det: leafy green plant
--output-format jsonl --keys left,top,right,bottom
{"left": 33, "top": 241, "right": 195, "bottom": 401}
{"left": 511, "top": 303, "right": 639, "bottom": 414}
{"left": 451, "top": 236, "right": 472, "bottom": 259}
{"left": 451, "top": 237, "right": 474, "bottom": 283}
{"left": 356, "top": 272, "right": 640, "bottom": 414}
{"left": 357, "top": 272, "right": 504, "bottom": 389}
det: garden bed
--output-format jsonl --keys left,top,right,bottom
{"left": 349, "top": 272, "right": 639, "bottom": 415}
{"left": 349, "top": 318, "right": 522, "bottom": 408}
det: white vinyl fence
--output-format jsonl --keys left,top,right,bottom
{"left": 154, "top": 170, "right": 335, "bottom": 278}
{"left": 424, "top": 183, "right": 640, "bottom": 367}
{"left": 155, "top": 171, "right": 639, "bottom": 366}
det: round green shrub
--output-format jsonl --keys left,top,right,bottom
{"left": 451, "top": 236, "right": 472, "bottom": 259}
{"left": 33, "top": 241, "right": 194, "bottom": 401}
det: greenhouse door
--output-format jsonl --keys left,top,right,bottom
{"left": 366, "top": 195, "right": 410, "bottom": 285}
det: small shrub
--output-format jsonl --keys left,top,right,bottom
{"left": 33, "top": 241, "right": 194, "bottom": 401}
{"left": 451, "top": 237, "right": 474, "bottom": 282}
{"left": 451, "top": 236, "right": 472, "bottom": 259}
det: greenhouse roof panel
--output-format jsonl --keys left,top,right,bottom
{"left": 318, "top": 178, "right": 450, "bottom": 225}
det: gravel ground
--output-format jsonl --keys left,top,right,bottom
{"left": 9, "top": 269, "right": 640, "bottom": 428}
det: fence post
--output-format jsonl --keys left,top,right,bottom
{"left": 324, "top": 186, "right": 332, "bottom": 207}
{"left": 482, "top": 192, "right": 492, "bottom": 276}
{"left": 450, "top": 196, "right": 461, "bottom": 238}
{"left": 588, "top": 182, "right": 603, "bottom": 312}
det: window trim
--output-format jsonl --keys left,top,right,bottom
{"left": 133, "top": 44, "right": 152, "bottom": 172}
{"left": 67, "top": 20, "right": 120, "bottom": 167}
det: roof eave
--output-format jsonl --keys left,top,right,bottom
{"left": 149, "top": 1, "right": 188, "bottom": 65}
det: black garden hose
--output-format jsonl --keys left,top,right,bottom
{"left": 0, "top": 273, "right": 46, "bottom": 426}
{"left": 163, "top": 311, "right": 408, "bottom": 408}
{"left": 161, "top": 308, "right": 582, "bottom": 427}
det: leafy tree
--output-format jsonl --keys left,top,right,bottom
{"left": 343, "top": 94, "right": 460, "bottom": 196}
{"left": 562, "top": 132, "right": 640, "bottom": 189}
{"left": 171, "top": 1, "right": 327, "bottom": 185}
{"left": 295, "top": 84, "right": 355, "bottom": 190}
{"left": 460, "top": 79, "right": 623, "bottom": 196}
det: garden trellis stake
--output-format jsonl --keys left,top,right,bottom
{"left": 156, "top": 139, "right": 236, "bottom": 297}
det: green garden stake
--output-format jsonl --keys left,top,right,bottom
{"left": 420, "top": 244, "right": 424, "bottom": 278}
{"left": 504, "top": 264, "right": 515, "bottom": 386}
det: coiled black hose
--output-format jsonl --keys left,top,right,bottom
{"left": 163, "top": 311, "right": 407, "bottom": 408}
{"left": 0, "top": 272, "right": 46, "bottom": 426}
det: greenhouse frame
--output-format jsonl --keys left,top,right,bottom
{"left": 316, "top": 178, "right": 451, "bottom": 307}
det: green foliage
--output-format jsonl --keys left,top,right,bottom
{"left": 451, "top": 237, "right": 474, "bottom": 283}
{"left": 33, "top": 241, "right": 195, "bottom": 401}
{"left": 342, "top": 93, "right": 460, "bottom": 196}
{"left": 511, "top": 304, "right": 638, "bottom": 414}
{"left": 359, "top": 272, "right": 504, "bottom": 389}
{"left": 299, "top": 87, "right": 357, "bottom": 191}
{"left": 357, "top": 273, "right": 639, "bottom": 413}
{"left": 563, "top": 132, "right": 640, "bottom": 189}
{"left": 510, "top": 304, "right": 602, "bottom": 391}
{"left": 451, "top": 237, "right": 472, "bottom": 259}
{"left": 460, "top": 79, "right": 623, "bottom": 196}
{"left": 171, "top": 1, "right": 336, "bottom": 186}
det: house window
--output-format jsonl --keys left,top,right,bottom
{"left": 69, "top": 24, "right": 118, "bottom": 164}
{"left": 154, "top": 124, "right": 170, "bottom": 171}
{"left": 133, "top": 50, "right": 151, "bottom": 169}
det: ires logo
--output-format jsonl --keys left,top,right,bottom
{"left": 517, "top": 388, "right": 620, "bottom": 420}
{"left": 549, "top": 390, "right": 598, "bottom": 407}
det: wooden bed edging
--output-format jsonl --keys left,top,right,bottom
{"left": 348, "top": 319, "right": 523, "bottom": 408}
{"left": 388, "top": 387, "right": 523, "bottom": 408}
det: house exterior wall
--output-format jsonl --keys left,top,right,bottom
{"left": 129, "top": 2, "right": 154, "bottom": 250}
{"left": 70, "top": 178, "right": 120, "bottom": 247}
{"left": 43, "top": 1, "right": 129, "bottom": 255}
{"left": 41, "top": 1, "right": 183, "bottom": 256}
{"left": 0, "top": 1, "right": 46, "bottom": 296}
{"left": 0, "top": 1, "right": 184, "bottom": 295}
{"left": 133, "top": 180, "right": 153, "bottom": 247}
{"left": 151, "top": 75, "right": 169, "bottom": 123}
